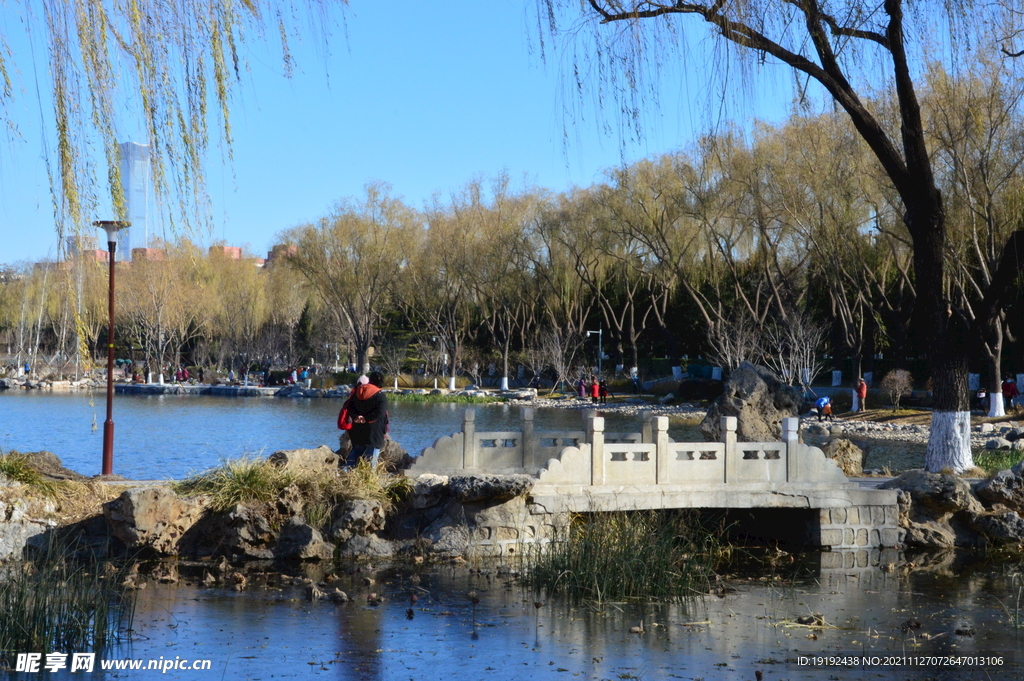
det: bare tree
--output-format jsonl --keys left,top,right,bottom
{"left": 537, "top": 0, "right": 1024, "bottom": 472}
{"left": 881, "top": 369, "right": 914, "bottom": 412}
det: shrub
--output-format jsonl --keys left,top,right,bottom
{"left": 880, "top": 369, "right": 913, "bottom": 411}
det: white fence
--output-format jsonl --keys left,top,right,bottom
{"left": 408, "top": 408, "right": 849, "bottom": 487}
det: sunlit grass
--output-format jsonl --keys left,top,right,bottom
{"left": 172, "top": 457, "right": 412, "bottom": 524}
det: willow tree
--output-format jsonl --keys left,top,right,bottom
{"left": 540, "top": 0, "right": 1024, "bottom": 472}
{"left": 285, "top": 184, "right": 414, "bottom": 375}
{"left": 3, "top": 1, "right": 345, "bottom": 238}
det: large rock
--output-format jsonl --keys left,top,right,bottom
{"left": 411, "top": 474, "right": 450, "bottom": 509}
{"left": 337, "top": 435, "right": 413, "bottom": 471}
{"left": 449, "top": 474, "right": 533, "bottom": 504}
{"left": 823, "top": 439, "right": 863, "bottom": 477}
{"left": 0, "top": 501, "right": 55, "bottom": 560}
{"left": 902, "top": 519, "right": 957, "bottom": 548}
{"left": 700, "top": 362, "right": 804, "bottom": 442}
{"left": 975, "top": 461, "right": 1024, "bottom": 513}
{"left": 103, "top": 487, "right": 207, "bottom": 555}
{"left": 179, "top": 504, "right": 276, "bottom": 559}
{"left": 336, "top": 534, "right": 396, "bottom": 558}
{"left": 330, "top": 499, "right": 386, "bottom": 542}
{"left": 268, "top": 445, "right": 339, "bottom": 472}
{"left": 880, "top": 470, "right": 984, "bottom": 519}
{"left": 966, "top": 511, "right": 1024, "bottom": 545}
{"left": 275, "top": 517, "right": 334, "bottom": 560}
{"left": 8, "top": 450, "right": 88, "bottom": 481}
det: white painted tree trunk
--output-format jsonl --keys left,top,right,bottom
{"left": 500, "top": 376, "right": 509, "bottom": 391}
{"left": 448, "top": 376, "right": 456, "bottom": 391}
{"left": 988, "top": 392, "right": 1005, "bottom": 418}
{"left": 924, "top": 411, "right": 973, "bottom": 473}
{"left": 851, "top": 390, "right": 860, "bottom": 412}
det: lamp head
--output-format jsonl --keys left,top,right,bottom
{"left": 93, "top": 220, "right": 131, "bottom": 244}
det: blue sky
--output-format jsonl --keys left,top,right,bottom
{"left": 0, "top": 1, "right": 793, "bottom": 264}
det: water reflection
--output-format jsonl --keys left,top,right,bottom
{"left": 70, "top": 554, "right": 1019, "bottom": 680}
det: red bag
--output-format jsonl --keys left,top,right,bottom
{"left": 337, "top": 400, "right": 354, "bottom": 431}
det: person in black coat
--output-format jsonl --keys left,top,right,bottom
{"left": 346, "top": 374, "right": 388, "bottom": 467}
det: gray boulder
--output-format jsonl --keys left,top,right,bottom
{"left": 330, "top": 499, "right": 386, "bottom": 542}
{"left": 902, "top": 519, "right": 957, "bottom": 548}
{"left": 823, "top": 439, "right": 863, "bottom": 477}
{"left": 880, "top": 470, "right": 984, "bottom": 519}
{"left": 8, "top": 450, "right": 88, "bottom": 481}
{"left": 179, "top": 504, "right": 276, "bottom": 559}
{"left": 103, "top": 487, "right": 207, "bottom": 555}
{"left": 336, "top": 534, "right": 396, "bottom": 558}
{"left": 967, "top": 511, "right": 1024, "bottom": 545}
{"left": 337, "top": 434, "right": 413, "bottom": 471}
{"left": 975, "top": 461, "right": 1024, "bottom": 513}
{"left": 700, "top": 362, "right": 804, "bottom": 442}
{"left": 275, "top": 517, "right": 334, "bottom": 560}
{"left": 985, "top": 438, "right": 1012, "bottom": 450}
{"left": 0, "top": 501, "right": 55, "bottom": 560}
{"left": 449, "top": 474, "right": 534, "bottom": 504}
{"left": 411, "top": 474, "right": 450, "bottom": 509}
{"left": 268, "top": 445, "right": 339, "bottom": 472}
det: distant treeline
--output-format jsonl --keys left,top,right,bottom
{"left": 3, "top": 64, "right": 1024, "bottom": 389}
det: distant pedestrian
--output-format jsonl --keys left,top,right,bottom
{"left": 599, "top": 380, "right": 610, "bottom": 405}
{"left": 1002, "top": 378, "right": 1019, "bottom": 410}
{"left": 854, "top": 377, "right": 868, "bottom": 412}
{"left": 590, "top": 377, "right": 600, "bottom": 404}
{"left": 578, "top": 377, "right": 587, "bottom": 399}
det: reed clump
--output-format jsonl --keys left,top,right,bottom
{"left": 0, "top": 549, "right": 135, "bottom": 659}
{"left": 522, "top": 509, "right": 720, "bottom": 602}
{"left": 172, "top": 457, "right": 411, "bottom": 517}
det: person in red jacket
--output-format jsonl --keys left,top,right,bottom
{"left": 590, "top": 377, "right": 600, "bottom": 404}
{"left": 855, "top": 377, "right": 868, "bottom": 411}
{"left": 1002, "top": 378, "right": 1019, "bottom": 410}
{"left": 344, "top": 374, "right": 388, "bottom": 468}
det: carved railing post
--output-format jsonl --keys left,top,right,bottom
{"left": 521, "top": 407, "right": 535, "bottom": 468}
{"left": 722, "top": 416, "right": 737, "bottom": 483}
{"left": 654, "top": 416, "right": 670, "bottom": 484}
{"left": 463, "top": 408, "right": 476, "bottom": 469}
{"left": 641, "top": 409, "right": 653, "bottom": 443}
{"left": 589, "top": 415, "right": 606, "bottom": 486}
{"left": 782, "top": 417, "right": 800, "bottom": 482}
{"left": 582, "top": 408, "right": 597, "bottom": 443}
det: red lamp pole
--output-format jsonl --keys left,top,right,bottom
{"left": 95, "top": 220, "right": 130, "bottom": 476}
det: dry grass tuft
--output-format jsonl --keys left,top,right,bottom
{"left": 172, "top": 456, "right": 412, "bottom": 516}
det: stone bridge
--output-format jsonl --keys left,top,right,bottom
{"left": 407, "top": 408, "right": 900, "bottom": 554}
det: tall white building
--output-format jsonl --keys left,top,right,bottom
{"left": 118, "top": 142, "right": 151, "bottom": 261}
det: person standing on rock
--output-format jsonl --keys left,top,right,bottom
{"left": 346, "top": 374, "right": 388, "bottom": 468}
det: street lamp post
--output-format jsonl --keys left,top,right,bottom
{"left": 95, "top": 220, "right": 130, "bottom": 476}
{"left": 586, "top": 328, "right": 603, "bottom": 375}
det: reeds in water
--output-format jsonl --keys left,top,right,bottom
{"left": 522, "top": 510, "right": 719, "bottom": 602}
{"left": 0, "top": 550, "right": 135, "bottom": 660}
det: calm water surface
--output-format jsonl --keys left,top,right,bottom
{"left": 10, "top": 557, "right": 1024, "bottom": 680}
{"left": 0, "top": 392, "right": 676, "bottom": 479}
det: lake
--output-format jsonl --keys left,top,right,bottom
{"left": 9, "top": 554, "right": 1023, "bottom": 680}
{"left": 0, "top": 392, "right": 688, "bottom": 480}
